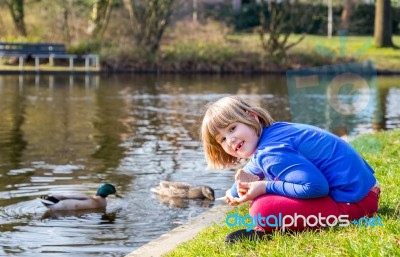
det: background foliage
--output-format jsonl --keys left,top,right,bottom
{"left": 205, "top": 2, "right": 400, "bottom": 35}
{"left": 0, "top": 0, "right": 399, "bottom": 71}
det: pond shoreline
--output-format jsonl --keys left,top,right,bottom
{"left": 1, "top": 68, "right": 400, "bottom": 75}
{"left": 125, "top": 204, "right": 233, "bottom": 257}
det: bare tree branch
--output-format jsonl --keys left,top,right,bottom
{"left": 123, "top": 0, "right": 176, "bottom": 55}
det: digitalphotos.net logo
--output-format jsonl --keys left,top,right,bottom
{"left": 286, "top": 30, "right": 382, "bottom": 151}
{"left": 226, "top": 212, "right": 383, "bottom": 232}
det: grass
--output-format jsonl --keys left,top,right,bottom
{"left": 0, "top": 62, "right": 100, "bottom": 72}
{"left": 2, "top": 27, "right": 400, "bottom": 73}
{"left": 2, "top": 3, "right": 400, "bottom": 73}
{"left": 225, "top": 33, "right": 400, "bottom": 71}
{"left": 149, "top": 33, "right": 400, "bottom": 73}
{"left": 290, "top": 34, "right": 400, "bottom": 71}
{"left": 165, "top": 129, "right": 400, "bottom": 257}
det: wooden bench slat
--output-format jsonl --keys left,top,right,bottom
{"left": 32, "top": 54, "right": 77, "bottom": 58}
{"left": 0, "top": 42, "right": 67, "bottom": 56}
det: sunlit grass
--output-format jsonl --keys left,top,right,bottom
{"left": 159, "top": 32, "right": 400, "bottom": 72}
{"left": 2, "top": 24, "right": 400, "bottom": 72}
{"left": 290, "top": 34, "right": 400, "bottom": 70}
{"left": 165, "top": 129, "right": 400, "bottom": 257}
{"left": 0, "top": 61, "right": 100, "bottom": 72}
{"left": 0, "top": 64, "right": 99, "bottom": 72}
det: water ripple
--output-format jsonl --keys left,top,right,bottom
{"left": 0, "top": 199, "right": 44, "bottom": 223}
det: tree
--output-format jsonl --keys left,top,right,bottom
{"left": 122, "top": 0, "right": 176, "bottom": 55}
{"left": 6, "top": 0, "right": 27, "bottom": 36}
{"left": 59, "top": 0, "right": 72, "bottom": 43}
{"left": 374, "top": 0, "right": 394, "bottom": 47}
{"left": 256, "top": 0, "right": 305, "bottom": 63}
{"left": 87, "top": 0, "right": 114, "bottom": 38}
{"left": 340, "top": 0, "right": 353, "bottom": 30}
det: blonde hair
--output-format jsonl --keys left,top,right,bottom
{"left": 200, "top": 95, "right": 275, "bottom": 169}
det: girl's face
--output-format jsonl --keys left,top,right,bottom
{"left": 215, "top": 122, "right": 260, "bottom": 159}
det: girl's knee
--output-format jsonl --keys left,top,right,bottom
{"left": 249, "top": 194, "right": 292, "bottom": 217}
{"left": 249, "top": 195, "right": 341, "bottom": 218}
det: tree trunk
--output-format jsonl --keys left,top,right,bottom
{"left": 374, "top": 0, "right": 393, "bottom": 47}
{"left": 61, "top": 1, "right": 71, "bottom": 43}
{"left": 123, "top": 0, "right": 175, "bottom": 55}
{"left": 340, "top": 0, "right": 353, "bottom": 30}
{"left": 7, "top": 0, "right": 27, "bottom": 36}
{"left": 88, "top": 0, "right": 113, "bottom": 38}
{"left": 256, "top": 0, "right": 305, "bottom": 64}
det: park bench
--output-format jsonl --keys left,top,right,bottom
{"left": 0, "top": 42, "right": 99, "bottom": 72}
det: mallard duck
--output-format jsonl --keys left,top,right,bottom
{"left": 39, "top": 184, "right": 117, "bottom": 211}
{"left": 151, "top": 181, "right": 215, "bottom": 201}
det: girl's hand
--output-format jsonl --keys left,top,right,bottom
{"left": 237, "top": 184, "right": 248, "bottom": 197}
{"left": 232, "top": 181, "right": 267, "bottom": 205}
{"left": 225, "top": 189, "right": 240, "bottom": 206}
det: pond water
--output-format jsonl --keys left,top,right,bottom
{"left": 0, "top": 74, "right": 399, "bottom": 256}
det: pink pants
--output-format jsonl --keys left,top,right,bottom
{"left": 250, "top": 187, "right": 380, "bottom": 232}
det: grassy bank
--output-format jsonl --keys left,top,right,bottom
{"left": 2, "top": 31, "right": 400, "bottom": 73}
{"left": 165, "top": 129, "right": 400, "bottom": 257}
{"left": 289, "top": 34, "right": 400, "bottom": 72}
{"left": 100, "top": 32, "right": 400, "bottom": 73}
{"left": 2, "top": 2, "right": 400, "bottom": 74}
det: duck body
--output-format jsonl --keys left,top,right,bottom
{"left": 40, "top": 184, "right": 116, "bottom": 211}
{"left": 151, "top": 181, "right": 215, "bottom": 201}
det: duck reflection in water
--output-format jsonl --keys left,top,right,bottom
{"left": 151, "top": 181, "right": 215, "bottom": 208}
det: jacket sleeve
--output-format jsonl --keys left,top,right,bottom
{"left": 247, "top": 144, "right": 330, "bottom": 199}
{"left": 230, "top": 181, "right": 239, "bottom": 198}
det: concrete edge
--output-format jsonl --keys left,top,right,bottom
{"left": 125, "top": 204, "right": 232, "bottom": 257}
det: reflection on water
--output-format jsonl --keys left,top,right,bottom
{"left": 385, "top": 87, "right": 400, "bottom": 129}
{"left": 0, "top": 74, "right": 399, "bottom": 256}
{"left": 286, "top": 63, "right": 384, "bottom": 137}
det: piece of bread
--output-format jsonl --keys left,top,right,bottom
{"left": 235, "top": 169, "right": 259, "bottom": 183}
{"left": 234, "top": 169, "right": 259, "bottom": 196}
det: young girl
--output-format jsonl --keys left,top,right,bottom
{"left": 200, "top": 95, "right": 380, "bottom": 242}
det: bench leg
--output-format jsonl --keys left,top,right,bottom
{"left": 19, "top": 57, "right": 24, "bottom": 71}
{"left": 35, "top": 58, "right": 40, "bottom": 71}
{"left": 69, "top": 58, "right": 74, "bottom": 71}
{"left": 95, "top": 56, "right": 100, "bottom": 70}
{"left": 85, "top": 57, "right": 89, "bottom": 72}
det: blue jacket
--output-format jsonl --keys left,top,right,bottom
{"left": 230, "top": 122, "right": 376, "bottom": 203}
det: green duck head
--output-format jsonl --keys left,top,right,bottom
{"left": 96, "top": 184, "right": 117, "bottom": 198}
